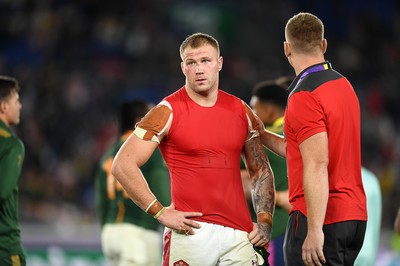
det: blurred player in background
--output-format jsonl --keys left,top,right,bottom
{"left": 354, "top": 167, "right": 382, "bottom": 266}
{"left": 95, "top": 99, "right": 170, "bottom": 266}
{"left": 0, "top": 76, "right": 25, "bottom": 266}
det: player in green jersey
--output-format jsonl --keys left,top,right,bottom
{"left": 0, "top": 76, "right": 25, "bottom": 266}
{"left": 95, "top": 99, "right": 170, "bottom": 266}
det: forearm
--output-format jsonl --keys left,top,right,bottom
{"left": 111, "top": 135, "right": 164, "bottom": 215}
{"left": 251, "top": 166, "right": 275, "bottom": 216}
{"left": 243, "top": 136, "right": 275, "bottom": 249}
{"left": 303, "top": 163, "right": 329, "bottom": 230}
{"left": 250, "top": 154, "right": 275, "bottom": 247}
{"left": 259, "top": 128, "right": 286, "bottom": 158}
{"left": 243, "top": 137, "right": 275, "bottom": 217}
{"left": 112, "top": 160, "right": 157, "bottom": 211}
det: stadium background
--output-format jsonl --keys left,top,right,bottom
{"left": 0, "top": 0, "right": 399, "bottom": 265}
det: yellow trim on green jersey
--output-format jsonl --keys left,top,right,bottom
{"left": 0, "top": 128, "right": 11, "bottom": 138}
{"left": 267, "top": 116, "right": 284, "bottom": 133}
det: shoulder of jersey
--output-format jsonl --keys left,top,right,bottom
{"left": 0, "top": 128, "right": 11, "bottom": 138}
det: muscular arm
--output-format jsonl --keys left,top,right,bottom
{"left": 242, "top": 102, "right": 275, "bottom": 246}
{"left": 259, "top": 127, "right": 286, "bottom": 158}
{"left": 242, "top": 134, "right": 275, "bottom": 247}
{"left": 244, "top": 136, "right": 275, "bottom": 214}
{"left": 253, "top": 113, "right": 286, "bottom": 158}
{"left": 111, "top": 103, "right": 172, "bottom": 213}
{"left": 111, "top": 134, "right": 160, "bottom": 211}
{"left": 111, "top": 103, "right": 202, "bottom": 234}
{"left": 300, "top": 132, "right": 329, "bottom": 265}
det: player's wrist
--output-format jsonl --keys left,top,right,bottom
{"left": 154, "top": 207, "right": 166, "bottom": 219}
{"left": 145, "top": 199, "right": 165, "bottom": 218}
{"left": 257, "top": 211, "right": 273, "bottom": 229}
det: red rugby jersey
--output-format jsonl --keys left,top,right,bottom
{"left": 159, "top": 87, "right": 254, "bottom": 232}
{"left": 284, "top": 62, "right": 367, "bottom": 224}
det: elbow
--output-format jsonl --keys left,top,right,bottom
{"left": 316, "top": 160, "right": 329, "bottom": 178}
{"left": 321, "top": 158, "right": 329, "bottom": 171}
{"left": 111, "top": 160, "right": 122, "bottom": 182}
{"left": 319, "top": 159, "right": 329, "bottom": 171}
{"left": 314, "top": 154, "right": 329, "bottom": 171}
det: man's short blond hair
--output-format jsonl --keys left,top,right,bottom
{"left": 285, "top": 12, "right": 324, "bottom": 54}
{"left": 179, "top": 32, "right": 220, "bottom": 60}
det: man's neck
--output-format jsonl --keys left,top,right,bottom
{"left": 185, "top": 86, "right": 218, "bottom": 107}
{"left": 292, "top": 54, "right": 325, "bottom": 75}
{"left": 0, "top": 117, "right": 9, "bottom": 127}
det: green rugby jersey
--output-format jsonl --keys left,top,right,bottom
{"left": 0, "top": 119, "right": 25, "bottom": 256}
{"left": 95, "top": 131, "right": 171, "bottom": 231}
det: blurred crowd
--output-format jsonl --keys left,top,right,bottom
{"left": 0, "top": 0, "right": 399, "bottom": 237}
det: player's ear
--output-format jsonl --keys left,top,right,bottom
{"left": 321, "top": 39, "right": 327, "bottom": 54}
{"left": 180, "top": 61, "right": 186, "bottom": 75}
{"left": 284, "top": 41, "right": 291, "bottom": 58}
{"left": 0, "top": 101, "right": 6, "bottom": 113}
{"left": 218, "top": 56, "right": 223, "bottom": 71}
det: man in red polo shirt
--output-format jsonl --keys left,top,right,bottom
{"left": 259, "top": 12, "right": 367, "bottom": 266}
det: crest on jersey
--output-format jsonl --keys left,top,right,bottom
{"left": 173, "top": 259, "right": 189, "bottom": 266}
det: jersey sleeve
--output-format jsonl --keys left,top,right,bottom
{"left": 287, "top": 91, "right": 326, "bottom": 144}
{"left": 134, "top": 100, "right": 173, "bottom": 144}
{"left": 243, "top": 101, "right": 260, "bottom": 141}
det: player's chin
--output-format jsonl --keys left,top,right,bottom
{"left": 194, "top": 82, "right": 207, "bottom": 88}
{"left": 10, "top": 117, "right": 20, "bottom": 126}
{"left": 192, "top": 85, "right": 210, "bottom": 94}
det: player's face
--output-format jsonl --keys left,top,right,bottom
{"left": 181, "top": 43, "right": 222, "bottom": 95}
{"left": 2, "top": 90, "right": 22, "bottom": 126}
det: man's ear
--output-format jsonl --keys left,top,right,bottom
{"left": 218, "top": 56, "right": 223, "bottom": 71}
{"left": 321, "top": 39, "right": 327, "bottom": 54}
{"left": 0, "top": 101, "right": 6, "bottom": 113}
{"left": 180, "top": 61, "right": 185, "bottom": 75}
{"left": 284, "top": 41, "right": 291, "bottom": 58}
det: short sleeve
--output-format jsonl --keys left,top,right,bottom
{"left": 242, "top": 101, "right": 260, "bottom": 141}
{"left": 287, "top": 91, "right": 326, "bottom": 144}
{"left": 134, "top": 100, "right": 173, "bottom": 143}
